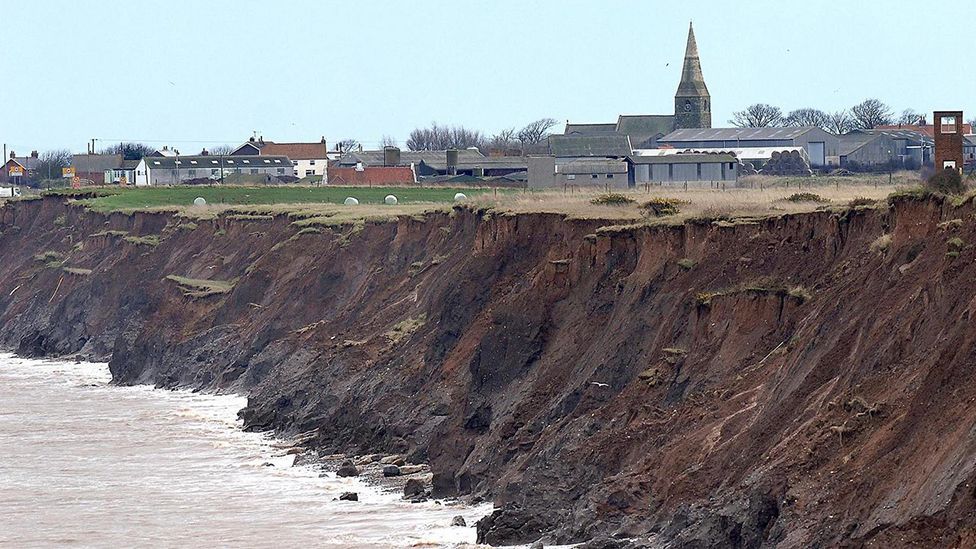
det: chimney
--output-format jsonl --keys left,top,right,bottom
{"left": 446, "top": 149, "right": 459, "bottom": 176}
{"left": 249, "top": 136, "right": 255, "bottom": 143}
{"left": 383, "top": 146, "right": 401, "bottom": 167}
{"left": 258, "top": 136, "right": 264, "bottom": 145}
{"left": 162, "top": 146, "right": 169, "bottom": 151}
{"left": 9, "top": 151, "right": 15, "bottom": 159}
{"left": 201, "top": 148, "right": 209, "bottom": 156}
{"left": 31, "top": 151, "right": 38, "bottom": 158}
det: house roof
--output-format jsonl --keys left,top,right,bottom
{"left": 232, "top": 141, "right": 328, "bottom": 160}
{"left": 327, "top": 166, "right": 415, "bottom": 185}
{"left": 547, "top": 135, "right": 633, "bottom": 157}
{"left": 627, "top": 152, "right": 736, "bottom": 165}
{"left": 876, "top": 123, "right": 974, "bottom": 137}
{"left": 71, "top": 154, "right": 123, "bottom": 172}
{"left": 337, "top": 149, "right": 486, "bottom": 167}
{"left": 555, "top": 158, "right": 628, "bottom": 174}
{"left": 617, "top": 115, "right": 674, "bottom": 138}
{"left": 144, "top": 155, "right": 292, "bottom": 169}
{"left": 857, "top": 128, "right": 934, "bottom": 145}
{"left": 660, "top": 126, "right": 823, "bottom": 142}
{"left": 564, "top": 123, "right": 617, "bottom": 134}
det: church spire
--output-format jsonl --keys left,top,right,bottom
{"left": 674, "top": 21, "right": 711, "bottom": 129}
{"left": 677, "top": 21, "right": 707, "bottom": 95}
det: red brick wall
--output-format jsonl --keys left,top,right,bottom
{"left": 934, "top": 110, "right": 964, "bottom": 172}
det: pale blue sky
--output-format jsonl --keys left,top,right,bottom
{"left": 1, "top": 0, "right": 973, "bottom": 154}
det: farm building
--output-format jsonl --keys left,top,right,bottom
{"left": 142, "top": 155, "right": 293, "bottom": 185}
{"left": 627, "top": 153, "right": 738, "bottom": 186}
{"left": 658, "top": 126, "right": 837, "bottom": 167}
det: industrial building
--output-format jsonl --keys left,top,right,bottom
{"left": 657, "top": 126, "right": 837, "bottom": 167}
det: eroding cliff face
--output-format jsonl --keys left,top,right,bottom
{"left": 3, "top": 194, "right": 976, "bottom": 547}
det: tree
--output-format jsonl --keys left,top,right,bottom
{"left": 827, "top": 110, "right": 854, "bottom": 134}
{"left": 516, "top": 118, "right": 558, "bottom": 147}
{"left": 729, "top": 104, "right": 783, "bottom": 127}
{"left": 379, "top": 135, "right": 398, "bottom": 148}
{"left": 850, "top": 99, "right": 892, "bottom": 130}
{"left": 784, "top": 108, "right": 830, "bottom": 130}
{"left": 33, "top": 149, "right": 72, "bottom": 182}
{"left": 406, "top": 122, "right": 484, "bottom": 151}
{"left": 896, "top": 109, "right": 923, "bottom": 126}
{"left": 208, "top": 144, "right": 235, "bottom": 156}
{"left": 336, "top": 139, "right": 360, "bottom": 153}
{"left": 99, "top": 142, "right": 156, "bottom": 160}
{"left": 486, "top": 127, "right": 519, "bottom": 152}
{"left": 967, "top": 117, "right": 976, "bottom": 131}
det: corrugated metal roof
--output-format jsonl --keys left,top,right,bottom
{"left": 837, "top": 133, "right": 884, "bottom": 156}
{"left": 548, "top": 135, "right": 633, "bottom": 157}
{"left": 634, "top": 146, "right": 806, "bottom": 162}
{"left": 660, "top": 126, "right": 822, "bottom": 142}
{"left": 564, "top": 123, "right": 617, "bottom": 134}
{"left": 337, "top": 149, "right": 485, "bottom": 167}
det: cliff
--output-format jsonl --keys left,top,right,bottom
{"left": 3, "top": 193, "right": 976, "bottom": 547}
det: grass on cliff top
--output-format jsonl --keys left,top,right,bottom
{"left": 72, "top": 185, "right": 501, "bottom": 214}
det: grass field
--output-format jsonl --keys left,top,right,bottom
{"left": 61, "top": 186, "right": 499, "bottom": 213}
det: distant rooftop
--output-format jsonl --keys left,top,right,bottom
{"left": 661, "top": 127, "right": 825, "bottom": 142}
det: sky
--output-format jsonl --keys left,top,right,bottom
{"left": 1, "top": 0, "right": 974, "bottom": 155}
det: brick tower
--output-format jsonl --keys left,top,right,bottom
{"left": 673, "top": 22, "right": 711, "bottom": 130}
{"left": 934, "top": 110, "right": 964, "bottom": 174}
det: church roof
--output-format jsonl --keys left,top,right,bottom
{"left": 676, "top": 22, "right": 709, "bottom": 98}
{"left": 547, "top": 135, "right": 633, "bottom": 157}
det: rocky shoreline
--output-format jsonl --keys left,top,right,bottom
{"left": 6, "top": 195, "right": 976, "bottom": 546}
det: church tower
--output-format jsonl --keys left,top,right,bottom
{"left": 673, "top": 22, "right": 711, "bottom": 130}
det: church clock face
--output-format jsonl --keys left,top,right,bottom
{"left": 684, "top": 100, "right": 692, "bottom": 112}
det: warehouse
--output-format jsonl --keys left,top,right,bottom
{"left": 627, "top": 153, "right": 738, "bottom": 186}
{"left": 658, "top": 126, "right": 837, "bottom": 167}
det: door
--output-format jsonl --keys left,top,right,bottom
{"left": 807, "top": 142, "right": 826, "bottom": 167}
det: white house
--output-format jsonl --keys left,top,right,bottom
{"left": 231, "top": 137, "right": 330, "bottom": 181}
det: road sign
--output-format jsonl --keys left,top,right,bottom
{"left": 8, "top": 166, "right": 23, "bottom": 177}
{"left": 71, "top": 176, "right": 81, "bottom": 189}
{"left": 62, "top": 167, "right": 76, "bottom": 178}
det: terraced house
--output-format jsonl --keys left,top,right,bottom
{"left": 231, "top": 137, "right": 330, "bottom": 181}
{"left": 140, "top": 154, "right": 294, "bottom": 185}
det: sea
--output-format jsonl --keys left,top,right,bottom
{"left": 0, "top": 353, "right": 493, "bottom": 548}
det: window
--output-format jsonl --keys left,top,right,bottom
{"left": 187, "top": 169, "right": 196, "bottom": 176}
{"left": 606, "top": 174, "right": 613, "bottom": 179}
{"left": 211, "top": 160, "right": 218, "bottom": 165}
{"left": 243, "top": 159, "right": 250, "bottom": 164}
{"left": 591, "top": 174, "right": 598, "bottom": 179}
{"left": 292, "top": 161, "right": 299, "bottom": 166}
{"left": 941, "top": 116, "right": 957, "bottom": 134}
{"left": 153, "top": 161, "right": 160, "bottom": 165}
{"left": 277, "top": 168, "right": 285, "bottom": 174}
{"left": 250, "top": 169, "right": 258, "bottom": 174}
{"left": 174, "top": 160, "right": 181, "bottom": 165}
{"left": 190, "top": 160, "right": 198, "bottom": 165}
{"left": 211, "top": 169, "right": 219, "bottom": 176}
{"left": 566, "top": 174, "right": 575, "bottom": 180}
{"left": 309, "top": 160, "right": 315, "bottom": 165}
{"left": 274, "top": 159, "right": 281, "bottom": 164}
{"left": 306, "top": 169, "right": 314, "bottom": 176}
{"left": 227, "top": 160, "right": 235, "bottom": 164}
{"left": 263, "top": 159, "right": 270, "bottom": 164}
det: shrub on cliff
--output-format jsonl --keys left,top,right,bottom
{"left": 639, "top": 197, "right": 684, "bottom": 217}
{"left": 785, "top": 192, "right": 829, "bottom": 203}
{"left": 926, "top": 168, "right": 965, "bottom": 195}
{"left": 590, "top": 193, "right": 635, "bottom": 206}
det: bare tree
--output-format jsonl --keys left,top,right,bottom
{"left": 896, "top": 109, "right": 923, "bottom": 126}
{"left": 33, "top": 149, "right": 72, "bottom": 182}
{"left": 406, "top": 122, "right": 484, "bottom": 151}
{"left": 99, "top": 142, "right": 156, "bottom": 160}
{"left": 850, "top": 99, "right": 893, "bottom": 130}
{"left": 337, "top": 139, "right": 360, "bottom": 153}
{"left": 486, "top": 127, "right": 519, "bottom": 153}
{"left": 729, "top": 104, "right": 783, "bottom": 127}
{"left": 827, "top": 110, "right": 854, "bottom": 134}
{"left": 784, "top": 108, "right": 830, "bottom": 130}
{"left": 967, "top": 117, "right": 975, "bottom": 131}
{"left": 379, "top": 135, "right": 398, "bottom": 148}
{"left": 516, "top": 118, "right": 558, "bottom": 146}
{"left": 208, "top": 144, "right": 235, "bottom": 156}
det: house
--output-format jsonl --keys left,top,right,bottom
{"left": 104, "top": 159, "right": 142, "bottom": 185}
{"left": 657, "top": 126, "right": 837, "bottom": 167}
{"left": 627, "top": 153, "right": 738, "bottom": 186}
{"left": 2, "top": 152, "right": 38, "bottom": 185}
{"left": 231, "top": 137, "right": 330, "bottom": 180}
{"left": 327, "top": 166, "right": 416, "bottom": 185}
{"left": 143, "top": 154, "right": 293, "bottom": 185}
{"left": 965, "top": 135, "right": 975, "bottom": 167}
{"left": 71, "top": 154, "right": 123, "bottom": 184}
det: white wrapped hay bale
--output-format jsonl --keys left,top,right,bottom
{"left": 385, "top": 195, "right": 398, "bottom": 205}
{"left": 344, "top": 197, "right": 359, "bottom": 205}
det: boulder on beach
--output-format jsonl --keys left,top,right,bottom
{"left": 380, "top": 455, "right": 405, "bottom": 466}
{"left": 339, "top": 492, "right": 358, "bottom": 501}
{"left": 404, "top": 478, "right": 426, "bottom": 498}
{"left": 336, "top": 460, "right": 359, "bottom": 477}
{"left": 399, "top": 464, "right": 425, "bottom": 475}
{"left": 382, "top": 464, "right": 401, "bottom": 477}
{"left": 451, "top": 515, "right": 467, "bottom": 527}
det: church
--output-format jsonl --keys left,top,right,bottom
{"left": 564, "top": 22, "right": 711, "bottom": 148}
